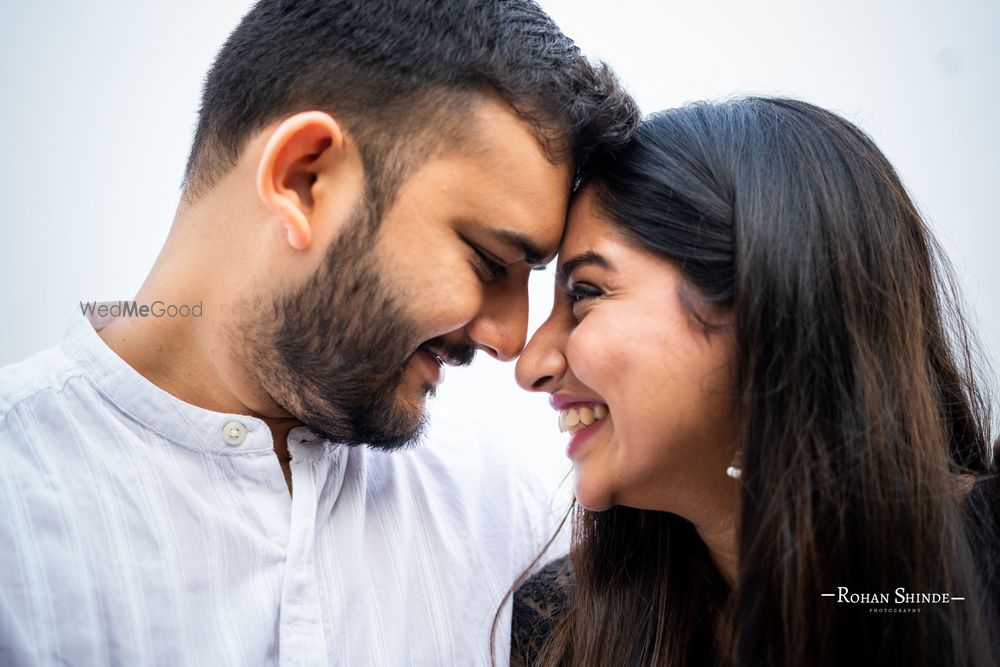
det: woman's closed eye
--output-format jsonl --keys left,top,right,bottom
{"left": 568, "top": 282, "right": 602, "bottom": 302}
{"left": 566, "top": 282, "right": 604, "bottom": 313}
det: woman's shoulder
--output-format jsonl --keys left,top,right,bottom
{"left": 963, "top": 473, "right": 1000, "bottom": 526}
{"left": 512, "top": 556, "right": 574, "bottom": 667}
{"left": 963, "top": 474, "right": 1000, "bottom": 609}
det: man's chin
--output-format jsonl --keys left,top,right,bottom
{"left": 398, "top": 356, "right": 439, "bottom": 403}
{"left": 298, "top": 416, "right": 425, "bottom": 452}
{"left": 361, "top": 411, "right": 428, "bottom": 452}
{"left": 273, "top": 360, "right": 433, "bottom": 450}
{"left": 297, "top": 390, "right": 429, "bottom": 451}
{"left": 388, "top": 384, "right": 435, "bottom": 433}
{"left": 369, "top": 383, "right": 436, "bottom": 451}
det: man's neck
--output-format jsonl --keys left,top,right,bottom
{"left": 98, "top": 301, "right": 302, "bottom": 495}
{"left": 97, "top": 283, "right": 237, "bottom": 413}
{"left": 96, "top": 195, "right": 305, "bottom": 493}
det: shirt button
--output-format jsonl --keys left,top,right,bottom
{"left": 222, "top": 420, "right": 247, "bottom": 446}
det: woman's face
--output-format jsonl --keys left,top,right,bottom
{"left": 516, "top": 188, "right": 739, "bottom": 513}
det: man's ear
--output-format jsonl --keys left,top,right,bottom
{"left": 256, "top": 111, "right": 346, "bottom": 251}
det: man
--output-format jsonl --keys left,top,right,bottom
{"left": 0, "top": 0, "right": 637, "bottom": 665}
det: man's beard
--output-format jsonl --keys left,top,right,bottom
{"left": 236, "top": 197, "right": 470, "bottom": 451}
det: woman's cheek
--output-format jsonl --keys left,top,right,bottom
{"left": 565, "top": 314, "right": 626, "bottom": 394}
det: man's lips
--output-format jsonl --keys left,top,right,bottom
{"left": 415, "top": 348, "right": 445, "bottom": 386}
{"left": 419, "top": 341, "right": 475, "bottom": 368}
{"left": 412, "top": 341, "right": 475, "bottom": 387}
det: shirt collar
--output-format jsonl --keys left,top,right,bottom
{"left": 60, "top": 303, "right": 287, "bottom": 454}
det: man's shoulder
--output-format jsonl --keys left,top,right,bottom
{"left": 365, "top": 415, "right": 558, "bottom": 502}
{"left": 0, "top": 343, "right": 83, "bottom": 426}
{"left": 360, "top": 422, "right": 525, "bottom": 497}
{"left": 353, "top": 414, "right": 570, "bottom": 552}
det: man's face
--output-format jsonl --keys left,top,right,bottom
{"left": 243, "top": 98, "right": 571, "bottom": 449}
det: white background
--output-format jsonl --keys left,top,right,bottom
{"left": 1, "top": 1, "right": 997, "bottom": 484}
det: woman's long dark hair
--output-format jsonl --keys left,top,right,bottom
{"left": 532, "top": 98, "right": 998, "bottom": 666}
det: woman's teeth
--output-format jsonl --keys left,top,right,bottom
{"left": 558, "top": 404, "right": 609, "bottom": 434}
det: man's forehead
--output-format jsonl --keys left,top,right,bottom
{"left": 398, "top": 95, "right": 572, "bottom": 264}
{"left": 447, "top": 160, "right": 569, "bottom": 268}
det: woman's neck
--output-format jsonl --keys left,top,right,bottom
{"left": 682, "top": 473, "right": 740, "bottom": 584}
{"left": 694, "top": 509, "right": 738, "bottom": 584}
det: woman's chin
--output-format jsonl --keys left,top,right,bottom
{"left": 574, "top": 481, "right": 615, "bottom": 512}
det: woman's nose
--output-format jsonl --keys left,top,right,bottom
{"left": 515, "top": 309, "right": 568, "bottom": 392}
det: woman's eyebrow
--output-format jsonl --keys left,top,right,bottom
{"left": 556, "top": 251, "right": 612, "bottom": 285}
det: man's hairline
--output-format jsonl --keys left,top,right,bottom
{"left": 182, "top": 84, "right": 575, "bottom": 206}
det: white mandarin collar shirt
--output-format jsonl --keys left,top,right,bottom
{"left": 0, "top": 308, "right": 561, "bottom": 666}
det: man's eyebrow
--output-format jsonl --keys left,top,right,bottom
{"left": 555, "top": 251, "right": 612, "bottom": 285}
{"left": 487, "top": 229, "right": 550, "bottom": 267}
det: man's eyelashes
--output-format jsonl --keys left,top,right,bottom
{"left": 471, "top": 245, "right": 507, "bottom": 281}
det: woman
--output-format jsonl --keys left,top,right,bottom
{"left": 506, "top": 98, "right": 999, "bottom": 666}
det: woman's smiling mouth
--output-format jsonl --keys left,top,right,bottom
{"left": 557, "top": 403, "right": 609, "bottom": 434}
{"left": 549, "top": 394, "right": 611, "bottom": 459}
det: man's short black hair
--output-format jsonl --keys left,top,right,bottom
{"left": 184, "top": 0, "right": 638, "bottom": 209}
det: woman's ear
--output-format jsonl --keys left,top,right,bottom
{"left": 256, "top": 111, "right": 346, "bottom": 251}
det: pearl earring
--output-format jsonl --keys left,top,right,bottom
{"left": 726, "top": 450, "right": 742, "bottom": 479}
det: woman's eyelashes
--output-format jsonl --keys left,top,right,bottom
{"left": 565, "top": 281, "right": 604, "bottom": 312}
{"left": 568, "top": 282, "right": 601, "bottom": 301}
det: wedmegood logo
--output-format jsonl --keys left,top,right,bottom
{"left": 79, "top": 301, "right": 204, "bottom": 318}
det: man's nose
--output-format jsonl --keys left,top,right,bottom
{"left": 465, "top": 284, "right": 529, "bottom": 362}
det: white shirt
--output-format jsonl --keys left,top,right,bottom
{"left": 0, "top": 309, "right": 562, "bottom": 666}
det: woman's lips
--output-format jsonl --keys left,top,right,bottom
{"left": 551, "top": 398, "right": 610, "bottom": 459}
{"left": 566, "top": 415, "right": 606, "bottom": 459}
{"left": 549, "top": 392, "right": 603, "bottom": 410}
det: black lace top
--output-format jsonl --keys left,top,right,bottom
{"left": 510, "top": 475, "right": 1000, "bottom": 666}
{"left": 511, "top": 556, "right": 573, "bottom": 667}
